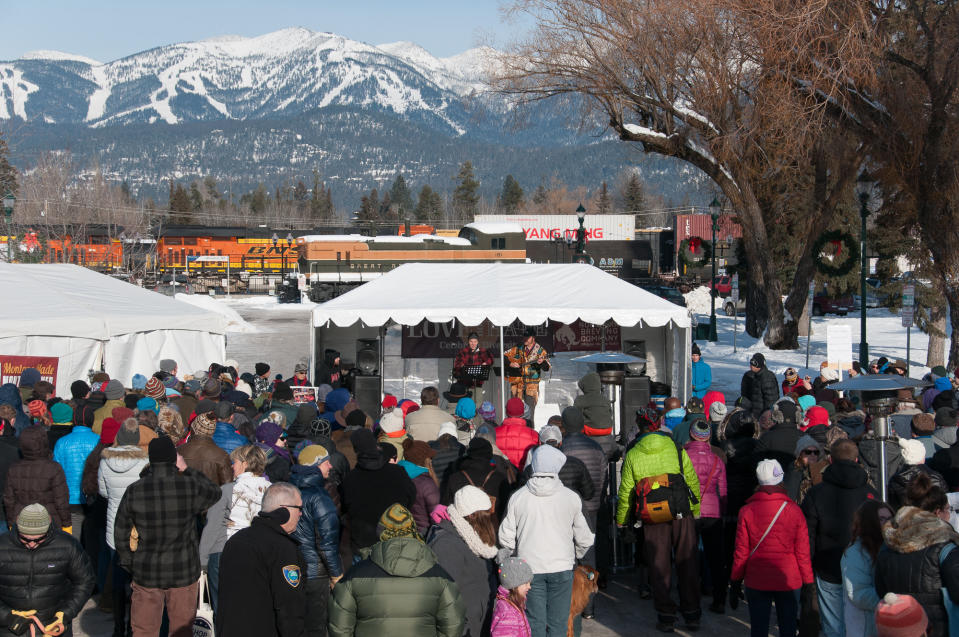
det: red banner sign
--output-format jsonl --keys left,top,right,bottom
{"left": 0, "top": 355, "right": 59, "bottom": 387}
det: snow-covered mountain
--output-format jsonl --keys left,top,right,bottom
{"left": 0, "top": 27, "right": 500, "bottom": 134}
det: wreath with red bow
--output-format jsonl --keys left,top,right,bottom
{"left": 679, "top": 237, "right": 712, "bottom": 268}
{"left": 812, "top": 230, "right": 857, "bottom": 277}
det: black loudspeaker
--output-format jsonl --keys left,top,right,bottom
{"left": 621, "top": 375, "right": 651, "bottom": 425}
{"left": 353, "top": 375, "right": 382, "bottom": 422}
{"left": 355, "top": 338, "right": 379, "bottom": 375}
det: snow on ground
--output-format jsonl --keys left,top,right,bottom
{"left": 684, "top": 286, "right": 713, "bottom": 315}
{"left": 688, "top": 300, "right": 937, "bottom": 401}
{"left": 222, "top": 294, "right": 319, "bottom": 311}
{"left": 174, "top": 293, "right": 259, "bottom": 333}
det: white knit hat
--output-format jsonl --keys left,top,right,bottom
{"left": 379, "top": 409, "right": 405, "bottom": 434}
{"left": 756, "top": 459, "right": 784, "bottom": 486}
{"left": 709, "top": 401, "right": 727, "bottom": 423}
{"left": 899, "top": 438, "right": 926, "bottom": 466}
{"left": 438, "top": 421, "right": 457, "bottom": 439}
{"left": 450, "top": 485, "right": 492, "bottom": 517}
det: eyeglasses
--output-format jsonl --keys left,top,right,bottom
{"left": 801, "top": 449, "right": 820, "bottom": 456}
{"left": 282, "top": 504, "right": 303, "bottom": 511}
{"left": 18, "top": 533, "right": 47, "bottom": 547}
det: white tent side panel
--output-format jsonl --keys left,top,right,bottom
{"left": 0, "top": 335, "right": 103, "bottom": 398}
{"left": 105, "top": 330, "right": 226, "bottom": 388}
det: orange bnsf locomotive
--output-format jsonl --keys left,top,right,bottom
{"left": 152, "top": 226, "right": 300, "bottom": 274}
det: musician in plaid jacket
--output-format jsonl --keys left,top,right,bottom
{"left": 114, "top": 437, "right": 221, "bottom": 637}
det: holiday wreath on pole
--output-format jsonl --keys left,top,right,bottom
{"left": 679, "top": 237, "right": 711, "bottom": 268}
{"left": 812, "top": 230, "right": 857, "bottom": 277}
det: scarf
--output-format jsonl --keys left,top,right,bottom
{"left": 448, "top": 505, "right": 499, "bottom": 559}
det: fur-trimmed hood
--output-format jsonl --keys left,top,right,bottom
{"left": 101, "top": 444, "right": 149, "bottom": 473}
{"left": 884, "top": 505, "right": 959, "bottom": 553}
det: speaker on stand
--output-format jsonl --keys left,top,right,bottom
{"left": 621, "top": 376, "right": 651, "bottom": 434}
{"left": 353, "top": 376, "right": 382, "bottom": 423}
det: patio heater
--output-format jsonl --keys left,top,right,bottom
{"left": 831, "top": 374, "right": 930, "bottom": 502}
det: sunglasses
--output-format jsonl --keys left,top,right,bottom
{"left": 18, "top": 533, "right": 48, "bottom": 547}
{"left": 801, "top": 449, "right": 820, "bottom": 456}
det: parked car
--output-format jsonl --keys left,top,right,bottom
{"left": 708, "top": 275, "right": 733, "bottom": 296}
{"left": 643, "top": 285, "right": 687, "bottom": 307}
{"left": 723, "top": 296, "right": 746, "bottom": 316}
{"left": 813, "top": 290, "right": 855, "bottom": 316}
{"left": 154, "top": 274, "right": 193, "bottom": 296}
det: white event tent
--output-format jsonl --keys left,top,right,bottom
{"left": 0, "top": 264, "right": 227, "bottom": 396}
{"left": 310, "top": 263, "right": 692, "bottom": 426}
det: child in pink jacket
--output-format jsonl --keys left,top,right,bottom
{"left": 491, "top": 550, "right": 533, "bottom": 637}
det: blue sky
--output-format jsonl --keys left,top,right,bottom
{"left": 2, "top": 0, "right": 527, "bottom": 62}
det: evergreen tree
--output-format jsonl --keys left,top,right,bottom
{"left": 357, "top": 189, "right": 380, "bottom": 223}
{"left": 620, "top": 172, "right": 645, "bottom": 212}
{"left": 379, "top": 191, "right": 395, "bottom": 220}
{"left": 416, "top": 185, "right": 443, "bottom": 221}
{"left": 452, "top": 161, "right": 480, "bottom": 218}
{"left": 500, "top": 175, "right": 524, "bottom": 213}
{"left": 309, "top": 171, "right": 335, "bottom": 222}
{"left": 169, "top": 184, "right": 193, "bottom": 224}
{"left": 532, "top": 182, "right": 548, "bottom": 206}
{"left": 189, "top": 182, "right": 204, "bottom": 212}
{"left": 203, "top": 176, "right": 220, "bottom": 202}
{"left": 249, "top": 184, "right": 268, "bottom": 215}
{"left": 597, "top": 181, "right": 611, "bottom": 214}
{"left": 0, "top": 132, "right": 17, "bottom": 198}
{"left": 293, "top": 181, "right": 308, "bottom": 202}
{"left": 120, "top": 181, "right": 133, "bottom": 203}
{"left": 389, "top": 174, "right": 414, "bottom": 217}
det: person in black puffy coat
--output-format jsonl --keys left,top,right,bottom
{"left": 0, "top": 503, "right": 94, "bottom": 637}
{"left": 739, "top": 354, "right": 780, "bottom": 418}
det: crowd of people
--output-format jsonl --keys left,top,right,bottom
{"left": 0, "top": 344, "right": 955, "bottom": 637}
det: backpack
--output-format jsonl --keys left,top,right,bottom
{"left": 634, "top": 443, "right": 699, "bottom": 524}
{"left": 462, "top": 468, "right": 497, "bottom": 512}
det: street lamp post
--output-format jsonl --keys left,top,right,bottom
{"left": 285, "top": 232, "right": 294, "bottom": 280}
{"left": 708, "top": 197, "right": 721, "bottom": 342}
{"left": 574, "top": 204, "right": 587, "bottom": 261}
{"left": 2, "top": 193, "right": 14, "bottom": 263}
{"left": 271, "top": 232, "right": 279, "bottom": 280}
{"left": 854, "top": 170, "right": 880, "bottom": 369}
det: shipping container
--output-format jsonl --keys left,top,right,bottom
{"left": 475, "top": 214, "right": 636, "bottom": 241}
{"left": 673, "top": 213, "right": 742, "bottom": 275}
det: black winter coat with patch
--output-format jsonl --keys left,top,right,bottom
{"left": 740, "top": 368, "right": 780, "bottom": 417}
{"left": 561, "top": 433, "right": 607, "bottom": 514}
{"left": 801, "top": 460, "right": 877, "bottom": 583}
{"left": 887, "top": 464, "right": 949, "bottom": 511}
{"left": 0, "top": 530, "right": 94, "bottom": 635}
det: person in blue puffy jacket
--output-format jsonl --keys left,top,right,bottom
{"left": 691, "top": 344, "right": 712, "bottom": 399}
{"left": 53, "top": 419, "right": 101, "bottom": 537}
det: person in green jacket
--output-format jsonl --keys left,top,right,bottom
{"left": 617, "top": 408, "right": 702, "bottom": 633}
{"left": 328, "top": 504, "right": 466, "bottom": 637}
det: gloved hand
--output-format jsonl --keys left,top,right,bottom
{"left": 729, "top": 581, "right": 743, "bottom": 610}
{"left": 43, "top": 611, "right": 65, "bottom": 636}
{"left": 9, "top": 610, "right": 37, "bottom": 636}
{"left": 430, "top": 505, "right": 450, "bottom": 524}
{"left": 60, "top": 526, "right": 72, "bottom": 535}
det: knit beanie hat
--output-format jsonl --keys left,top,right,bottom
{"left": 105, "top": 379, "right": 125, "bottom": 400}
{"left": 437, "top": 421, "right": 457, "bottom": 439}
{"left": 756, "top": 459, "right": 784, "bottom": 486}
{"left": 18, "top": 368, "right": 41, "bottom": 387}
{"left": 379, "top": 409, "right": 405, "bottom": 434}
{"left": 818, "top": 401, "right": 837, "bottom": 419}
{"left": 192, "top": 413, "right": 217, "bottom": 437}
{"left": 255, "top": 362, "right": 270, "bottom": 376}
{"left": 351, "top": 428, "right": 379, "bottom": 461}
{"left": 131, "top": 374, "right": 148, "bottom": 390}
{"left": 691, "top": 343, "right": 701, "bottom": 356}
{"left": 709, "top": 401, "right": 728, "bottom": 424}
{"left": 911, "top": 413, "right": 936, "bottom": 435}
{"left": 687, "top": 396, "right": 705, "bottom": 414}
{"left": 467, "top": 437, "right": 493, "bottom": 462}
{"left": 821, "top": 367, "right": 840, "bottom": 382}
{"left": 449, "top": 485, "right": 492, "bottom": 518}
{"left": 298, "top": 444, "right": 330, "bottom": 467}
{"left": 70, "top": 380, "right": 90, "bottom": 400}
{"left": 496, "top": 548, "right": 533, "bottom": 590}
{"left": 148, "top": 436, "right": 177, "bottom": 464}
{"left": 402, "top": 438, "right": 436, "bottom": 466}
{"left": 750, "top": 353, "right": 765, "bottom": 368}
{"left": 157, "top": 407, "right": 184, "bottom": 441}
{"left": 159, "top": 359, "right": 177, "bottom": 374}
{"left": 898, "top": 439, "right": 926, "bottom": 466}
{"left": 16, "top": 504, "right": 51, "bottom": 535}
{"left": 455, "top": 397, "right": 477, "bottom": 419}
{"left": 115, "top": 424, "right": 141, "bottom": 447}
{"left": 136, "top": 397, "right": 159, "bottom": 415}
{"left": 932, "top": 365, "right": 949, "bottom": 379}
{"left": 144, "top": 376, "right": 165, "bottom": 400}
{"left": 802, "top": 406, "right": 830, "bottom": 429}
{"left": 100, "top": 418, "right": 122, "bottom": 445}
{"left": 875, "top": 593, "right": 928, "bottom": 637}
{"left": 506, "top": 397, "right": 525, "bottom": 418}
{"left": 936, "top": 407, "right": 959, "bottom": 429}
{"left": 479, "top": 401, "right": 497, "bottom": 421}
{"left": 689, "top": 420, "right": 711, "bottom": 441}
{"left": 530, "top": 444, "right": 566, "bottom": 475}
{"left": 539, "top": 424, "right": 563, "bottom": 444}
{"left": 794, "top": 434, "right": 822, "bottom": 458}
{"left": 561, "top": 406, "right": 585, "bottom": 433}
{"left": 376, "top": 504, "right": 421, "bottom": 542}
{"left": 797, "top": 394, "right": 816, "bottom": 413}
{"left": 50, "top": 402, "right": 73, "bottom": 425}
{"left": 381, "top": 394, "right": 398, "bottom": 410}
{"left": 255, "top": 420, "right": 283, "bottom": 445}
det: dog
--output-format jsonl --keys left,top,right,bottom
{"left": 567, "top": 563, "right": 600, "bottom": 637}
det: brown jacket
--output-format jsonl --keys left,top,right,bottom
{"left": 92, "top": 399, "right": 126, "bottom": 435}
{"left": 3, "top": 425, "right": 71, "bottom": 527}
{"left": 178, "top": 434, "right": 232, "bottom": 486}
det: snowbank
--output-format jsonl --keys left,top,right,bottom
{"left": 174, "top": 294, "right": 259, "bottom": 333}
{"left": 223, "top": 295, "right": 319, "bottom": 311}
{"left": 684, "top": 286, "right": 713, "bottom": 315}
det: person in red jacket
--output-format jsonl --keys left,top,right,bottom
{"left": 496, "top": 398, "right": 539, "bottom": 469}
{"left": 731, "top": 458, "right": 814, "bottom": 637}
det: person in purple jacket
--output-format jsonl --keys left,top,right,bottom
{"left": 685, "top": 418, "right": 728, "bottom": 614}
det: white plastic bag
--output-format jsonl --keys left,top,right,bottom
{"left": 193, "top": 572, "right": 215, "bottom": 637}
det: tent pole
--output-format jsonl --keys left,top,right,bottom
{"left": 499, "top": 325, "right": 506, "bottom": 420}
